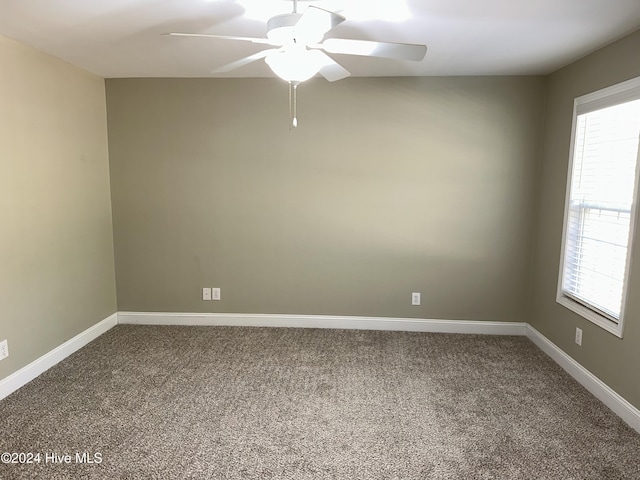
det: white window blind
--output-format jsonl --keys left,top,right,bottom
{"left": 560, "top": 96, "right": 640, "bottom": 326}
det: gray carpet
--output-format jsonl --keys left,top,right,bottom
{"left": 0, "top": 325, "right": 639, "bottom": 479}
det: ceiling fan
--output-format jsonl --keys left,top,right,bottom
{"left": 163, "top": 0, "right": 427, "bottom": 127}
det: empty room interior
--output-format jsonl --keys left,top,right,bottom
{"left": 1, "top": 0, "right": 640, "bottom": 478}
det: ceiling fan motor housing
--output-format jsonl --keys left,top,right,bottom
{"left": 267, "top": 13, "right": 322, "bottom": 45}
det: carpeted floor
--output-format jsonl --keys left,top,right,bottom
{"left": 0, "top": 325, "right": 639, "bottom": 479}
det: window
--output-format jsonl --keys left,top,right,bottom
{"left": 557, "top": 76, "right": 640, "bottom": 338}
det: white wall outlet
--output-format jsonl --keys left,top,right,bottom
{"left": 0, "top": 339, "right": 8, "bottom": 361}
{"left": 212, "top": 288, "right": 221, "bottom": 301}
{"left": 575, "top": 327, "right": 583, "bottom": 346}
{"left": 412, "top": 292, "right": 421, "bottom": 306}
{"left": 202, "top": 287, "right": 212, "bottom": 301}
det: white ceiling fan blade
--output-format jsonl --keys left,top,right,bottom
{"left": 162, "top": 32, "right": 276, "bottom": 45}
{"left": 315, "top": 51, "right": 351, "bottom": 82}
{"left": 212, "top": 49, "right": 276, "bottom": 73}
{"left": 295, "top": 6, "right": 345, "bottom": 43}
{"left": 320, "top": 38, "right": 427, "bottom": 61}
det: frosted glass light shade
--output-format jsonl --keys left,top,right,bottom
{"left": 265, "top": 49, "right": 325, "bottom": 83}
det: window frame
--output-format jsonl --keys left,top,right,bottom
{"left": 556, "top": 76, "right": 640, "bottom": 338}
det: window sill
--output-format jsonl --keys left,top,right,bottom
{"left": 556, "top": 295, "right": 623, "bottom": 338}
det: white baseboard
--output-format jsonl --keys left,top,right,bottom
{"left": 117, "top": 312, "right": 528, "bottom": 335}
{"left": 526, "top": 324, "right": 640, "bottom": 434}
{"left": 0, "top": 312, "right": 118, "bottom": 401}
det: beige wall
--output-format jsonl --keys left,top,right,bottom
{"left": 106, "top": 76, "right": 545, "bottom": 320}
{"left": 530, "top": 30, "right": 640, "bottom": 410}
{"left": 0, "top": 35, "right": 116, "bottom": 380}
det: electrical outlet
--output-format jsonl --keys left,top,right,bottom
{"left": 412, "top": 292, "right": 421, "bottom": 306}
{"left": 575, "top": 327, "right": 583, "bottom": 346}
{"left": 202, "top": 287, "right": 212, "bottom": 301}
{"left": 0, "top": 339, "right": 8, "bottom": 361}
{"left": 212, "top": 288, "right": 221, "bottom": 301}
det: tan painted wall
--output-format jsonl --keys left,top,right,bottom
{"left": 530, "top": 30, "right": 640, "bottom": 409}
{"left": 0, "top": 35, "right": 116, "bottom": 380}
{"left": 106, "top": 76, "right": 545, "bottom": 321}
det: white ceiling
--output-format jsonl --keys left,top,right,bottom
{"left": 1, "top": 0, "right": 639, "bottom": 78}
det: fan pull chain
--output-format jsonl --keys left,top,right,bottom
{"left": 288, "top": 81, "right": 292, "bottom": 130}
{"left": 289, "top": 81, "right": 299, "bottom": 129}
{"left": 293, "top": 82, "right": 298, "bottom": 128}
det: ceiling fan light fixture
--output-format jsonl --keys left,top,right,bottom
{"left": 165, "top": 0, "right": 427, "bottom": 127}
{"left": 265, "top": 48, "right": 325, "bottom": 83}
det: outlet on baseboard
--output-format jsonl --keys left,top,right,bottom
{"left": 575, "top": 327, "right": 583, "bottom": 346}
{"left": 0, "top": 339, "right": 9, "bottom": 361}
{"left": 212, "top": 288, "right": 221, "bottom": 301}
